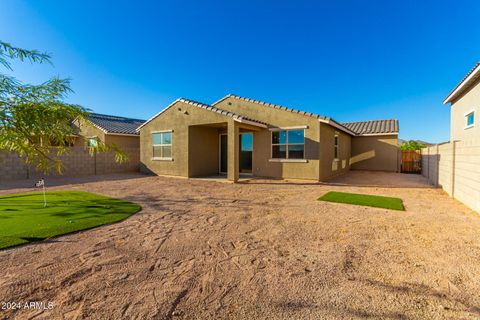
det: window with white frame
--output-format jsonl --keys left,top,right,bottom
{"left": 271, "top": 129, "right": 304, "bottom": 159}
{"left": 88, "top": 137, "right": 98, "bottom": 148}
{"left": 152, "top": 131, "right": 172, "bottom": 159}
{"left": 334, "top": 134, "right": 339, "bottom": 159}
{"left": 466, "top": 111, "right": 475, "bottom": 128}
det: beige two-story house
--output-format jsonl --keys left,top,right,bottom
{"left": 443, "top": 62, "right": 480, "bottom": 141}
{"left": 137, "top": 94, "right": 399, "bottom": 182}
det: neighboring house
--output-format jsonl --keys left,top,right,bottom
{"left": 72, "top": 113, "right": 145, "bottom": 148}
{"left": 420, "top": 63, "right": 480, "bottom": 213}
{"left": 443, "top": 62, "right": 480, "bottom": 141}
{"left": 137, "top": 94, "right": 399, "bottom": 182}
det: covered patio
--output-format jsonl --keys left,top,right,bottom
{"left": 187, "top": 118, "right": 266, "bottom": 182}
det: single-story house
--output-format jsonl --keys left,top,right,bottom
{"left": 443, "top": 62, "right": 480, "bottom": 142}
{"left": 71, "top": 113, "right": 145, "bottom": 148}
{"left": 137, "top": 94, "right": 399, "bottom": 182}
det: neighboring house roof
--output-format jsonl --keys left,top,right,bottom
{"left": 136, "top": 98, "right": 268, "bottom": 131}
{"left": 443, "top": 62, "right": 480, "bottom": 104}
{"left": 88, "top": 113, "right": 146, "bottom": 135}
{"left": 341, "top": 119, "right": 399, "bottom": 136}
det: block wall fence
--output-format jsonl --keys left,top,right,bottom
{"left": 422, "top": 139, "right": 480, "bottom": 213}
{"left": 0, "top": 147, "right": 140, "bottom": 181}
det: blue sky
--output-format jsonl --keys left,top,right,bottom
{"left": 1, "top": 0, "right": 480, "bottom": 143}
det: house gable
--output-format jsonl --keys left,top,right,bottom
{"left": 137, "top": 98, "right": 267, "bottom": 132}
{"left": 443, "top": 62, "right": 480, "bottom": 105}
{"left": 213, "top": 94, "right": 361, "bottom": 136}
{"left": 449, "top": 76, "right": 480, "bottom": 141}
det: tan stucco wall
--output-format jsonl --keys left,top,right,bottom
{"left": 141, "top": 97, "right": 323, "bottom": 180}
{"left": 188, "top": 126, "right": 220, "bottom": 177}
{"left": 105, "top": 135, "right": 140, "bottom": 148}
{"left": 319, "top": 123, "right": 351, "bottom": 180}
{"left": 350, "top": 135, "right": 399, "bottom": 172}
{"left": 140, "top": 96, "right": 399, "bottom": 180}
{"left": 139, "top": 101, "right": 232, "bottom": 177}
{"left": 72, "top": 118, "right": 105, "bottom": 147}
{"left": 215, "top": 97, "right": 321, "bottom": 180}
{"left": 72, "top": 119, "right": 140, "bottom": 149}
{"left": 450, "top": 77, "right": 480, "bottom": 142}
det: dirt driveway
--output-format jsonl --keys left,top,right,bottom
{"left": 0, "top": 171, "right": 479, "bottom": 319}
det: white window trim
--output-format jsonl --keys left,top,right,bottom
{"left": 270, "top": 129, "right": 305, "bottom": 160}
{"left": 152, "top": 131, "right": 173, "bottom": 160}
{"left": 334, "top": 134, "right": 340, "bottom": 161}
{"left": 87, "top": 136, "right": 98, "bottom": 147}
{"left": 269, "top": 125, "right": 309, "bottom": 131}
{"left": 152, "top": 129, "right": 175, "bottom": 133}
{"left": 464, "top": 110, "right": 475, "bottom": 129}
{"left": 269, "top": 158, "right": 308, "bottom": 163}
{"left": 152, "top": 157, "right": 173, "bottom": 161}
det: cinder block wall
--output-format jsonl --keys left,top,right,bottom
{"left": 0, "top": 152, "right": 29, "bottom": 180}
{"left": 0, "top": 147, "right": 140, "bottom": 181}
{"left": 422, "top": 139, "right": 480, "bottom": 213}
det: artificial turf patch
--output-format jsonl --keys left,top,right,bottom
{"left": 318, "top": 191, "right": 404, "bottom": 211}
{"left": 0, "top": 190, "right": 141, "bottom": 249}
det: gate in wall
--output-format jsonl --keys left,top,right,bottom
{"left": 401, "top": 150, "right": 422, "bottom": 173}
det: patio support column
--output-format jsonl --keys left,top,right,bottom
{"left": 227, "top": 120, "right": 240, "bottom": 182}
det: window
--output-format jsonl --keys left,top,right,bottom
{"left": 271, "top": 129, "right": 304, "bottom": 159}
{"left": 466, "top": 111, "right": 475, "bottom": 128}
{"left": 152, "top": 131, "right": 172, "bottom": 159}
{"left": 88, "top": 137, "right": 98, "bottom": 148}
{"left": 334, "top": 134, "right": 339, "bottom": 159}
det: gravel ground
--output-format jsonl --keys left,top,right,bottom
{"left": 0, "top": 171, "right": 479, "bottom": 320}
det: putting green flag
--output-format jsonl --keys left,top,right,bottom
{"left": 35, "top": 178, "right": 47, "bottom": 208}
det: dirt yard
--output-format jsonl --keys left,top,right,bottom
{"left": 0, "top": 171, "right": 479, "bottom": 319}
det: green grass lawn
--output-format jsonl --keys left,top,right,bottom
{"left": 318, "top": 191, "right": 405, "bottom": 211}
{"left": 0, "top": 190, "right": 141, "bottom": 249}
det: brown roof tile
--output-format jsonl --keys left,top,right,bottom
{"left": 217, "top": 94, "right": 328, "bottom": 120}
{"left": 341, "top": 119, "right": 399, "bottom": 135}
{"left": 88, "top": 113, "right": 145, "bottom": 135}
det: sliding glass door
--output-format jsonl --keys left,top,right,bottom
{"left": 240, "top": 133, "right": 253, "bottom": 174}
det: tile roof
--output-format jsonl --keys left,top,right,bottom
{"left": 88, "top": 113, "right": 145, "bottom": 135}
{"left": 138, "top": 94, "right": 399, "bottom": 136}
{"left": 213, "top": 94, "right": 357, "bottom": 135}
{"left": 215, "top": 94, "right": 329, "bottom": 120}
{"left": 136, "top": 97, "right": 269, "bottom": 131}
{"left": 443, "top": 61, "right": 480, "bottom": 104}
{"left": 341, "top": 119, "right": 399, "bottom": 135}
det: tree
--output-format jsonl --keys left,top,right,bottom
{"left": 400, "top": 140, "right": 426, "bottom": 151}
{"left": 0, "top": 41, "right": 127, "bottom": 173}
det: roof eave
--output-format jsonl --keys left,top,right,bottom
{"left": 215, "top": 94, "right": 329, "bottom": 121}
{"left": 137, "top": 97, "right": 268, "bottom": 131}
{"left": 105, "top": 132, "right": 140, "bottom": 137}
{"left": 319, "top": 118, "right": 357, "bottom": 136}
{"left": 234, "top": 117, "right": 268, "bottom": 128}
{"left": 443, "top": 63, "right": 480, "bottom": 105}
{"left": 211, "top": 94, "right": 233, "bottom": 106}
{"left": 136, "top": 98, "right": 181, "bottom": 132}
{"left": 357, "top": 132, "right": 398, "bottom": 137}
